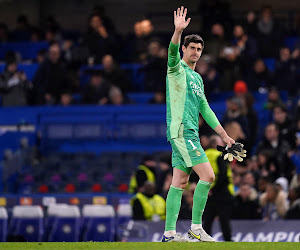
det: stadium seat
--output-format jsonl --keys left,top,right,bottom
{"left": 45, "top": 204, "right": 69, "bottom": 241}
{"left": 0, "top": 41, "right": 49, "bottom": 60}
{"left": 0, "top": 207, "right": 8, "bottom": 242}
{"left": 81, "top": 205, "right": 115, "bottom": 242}
{"left": 263, "top": 58, "right": 276, "bottom": 72}
{"left": 10, "top": 205, "right": 44, "bottom": 242}
{"left": 48, "top": 205, "right": 81, "bottom": 242}
{"left": 284, "top": 36, "right": 300, "bottom": 51}
{"left": 117, "top": 204, "right": 132, "bottom": 226}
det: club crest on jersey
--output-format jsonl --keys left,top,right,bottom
{"left": 190, "top": 81, "right": 203, "bottom": 97}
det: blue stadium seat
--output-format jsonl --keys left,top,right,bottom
{"left": 48, "top": 205, "right": 81, "bottom": 242}
{"left": 284, "top": 37, "right": 299, "bottom": 51}
{"left": 263, "top": 58, "right": 276, "bottom": 72}
{"left": 0, "top": 207, "right": 8, "bottom": 242}
{"left": 117, "top": 204, "right": 132, "bottom": 226}
{"left": 81, "top": 205, "right": 115, "bottom": 242}
{"left": 10, "top": 205, "right": 44, "bottom": 242}
{"left": 0, "top": 42, "right": 49, "bottom": 60}
{"left": 127, "top": 93, "right": 154, "bottom": 104}
{"left": 45, "top": 204, "right": 69, "bottom": 241}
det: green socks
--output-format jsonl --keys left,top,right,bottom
{"left": 192, "top": 180, "right": 211, "bottom": 224}
{"left": 164, "top": 185, "right": 184, "bottom": 231}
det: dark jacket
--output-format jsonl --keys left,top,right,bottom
{"left": 33, "top": 59, "right": 70, "bottom": 104}
{"left": 0, "top": 70, "right": 32, "bottom": 106}
{"left": 232, "top": 196, "right": 261, "bottom": 219}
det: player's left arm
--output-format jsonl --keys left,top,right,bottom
{"left": 199, "top": 95, "right": 235, "bottom": 147}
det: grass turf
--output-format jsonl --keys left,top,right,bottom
{"left": 0, "top": 242, "right": 298, "bottom": 250}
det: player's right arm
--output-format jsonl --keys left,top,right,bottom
{"left": 168, "top": 6, "right": 191, "bottom": 69}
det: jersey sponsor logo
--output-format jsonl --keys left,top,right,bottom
{"left": 189, "top": 81, "right": 203, "bottom": 97}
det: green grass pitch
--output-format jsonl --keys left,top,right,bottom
{"left": 0, "top": 242, "right": 298, "bottom": 250}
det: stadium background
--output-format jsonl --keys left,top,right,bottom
{"left": 0, "top": 0, "right": 300, "bottom": 243}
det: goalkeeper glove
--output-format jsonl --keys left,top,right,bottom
{"left": 217, "top": 142, "right": 247, "bottom": 162}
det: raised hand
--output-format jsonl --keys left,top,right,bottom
{"left": 174, "top": 6, "right": 191, "bottom": 32}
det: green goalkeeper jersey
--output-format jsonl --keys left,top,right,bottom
{"left": 166, "top": 41, "right": 220, "bottom": 141}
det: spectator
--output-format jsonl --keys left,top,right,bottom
{"left": 243, "top": 11, "right": 258, "bottom": 37}
{"left": 91, "top": 5, "right": 117, "bottom": 34}
{"left": 33, "top": 42, "right": 71, "bottom": 105}
{"left": 222, "top": 95, "right": 249, "bottom": 137}
{"left": 81, "top": 71, "right": 110, "bottom": 105}
{"left": 60, "top": 91, "right": 73, "bottom": 106}
{"left": 36, "top": 49, "right": 47, "bottom": 64}
{"left": 232, "top": 184, "right": 261, "bottom": 219}
{"left": 243, "top": 172, "right": 258, "bottom": 197}
{"left": 246, "top": 59, "right": 273, "bottom": 91}
{"left": 128, "top": 155, "right": 157, "bottom": 194}
{"left": 257, "top": 176, "right": 271, "bottom": 195}
{"left": 275, "top": 177, "right": 289, "bottom": 194}
{"left": 143, "top": 40, "right": 167, "bottom": 91}
{"left": 126, "top": 19, "right": 156, "bottom": 63}
{"left": 217, "top": 45, "right": 243, "bottom": 90}
{"left": 232, "top": 24, "right": 258, "bottom": 66}
{"left": 196, "top": 58, "right": 219, "bottom": 96}
{"left": 273, "top": 47, "right": 298, "bottom": 95}
{"left": 256, "top": 150, "right": 276, "bottom": 180}
{"left": 264, "top": 87, "right": 284, "bottom": 110}
{"left": 0, "top": 22, "right": 10, "bottom": 42}
{"left": 259, "top": 183, "right": 289, "bottom": 220}
{"left": 30, "top": 27, "right": 42, "bottom": 42}
{"left": 149, "top": 89, "right": 166, "bottom": 104}
{"left": 12, "top": 15, "right": 31, "bottom": 41}
{"left": 83, "top": 13, "right": 119, "bottom": 63}
{"left": 198, "top": 0, "right": 233, "bottom": 37}
{"left": 108, "top": 86, "right": 130, "bottom": 105}
{"left": 130, "top": 181, "right": 166, "bottom": 221}
{"left": 101, "top": 54, "right": 132, "bottom": 93}
{"left": 256, "top": 6, "right": 283, "bottom": 57}
{"left": 273, "top": 104, "right": 296, "bottom": 149}
{"left": 285, "top": 187, "right": 300, "bottom": 219}
{"left": 0, "top": 58, "right": 32, "bottom": 106}
{"left": 289, "top": 150, "right": 300, "bottom": 190}
{"left": 179, "top": 183, "right": 196, "bottom": 220}
{"left": 224, "top": 121, "right": 247, "bottom": 153}
{"left": 45, "top": 27, "right": 61, "bottom": 43}
{"left": 203, "top": 23, "right": 229, "bottom": 63}
{"left": 156, "top": 153, "right": 172, "bottom": 195}
{"left": 198, "top": 115, "right": 215, "bottom": 151}
{"left": 203, "top": 135, "right": 235, "bottom": 242}
{"left": 256, "top": 123, "right": 293, "bottom": 180}
{"left": 242, "top": 92, "right": 258, "bottom": 152}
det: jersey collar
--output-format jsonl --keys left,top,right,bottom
{"left": 181, "top": 59, "right": 194, "bottom": 71}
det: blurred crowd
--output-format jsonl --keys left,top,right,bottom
{"left": 0, "top": 4, "right": 300, "bottom": 106}
{"left": 1, "top": 0, "right": 300, "bottom": 222}
{"left": 129, "top": 128, "right": 300, "bottom": 223}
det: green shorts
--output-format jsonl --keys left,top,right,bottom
{"left": 170, "top": 124, "right": 209, "bottom": 175}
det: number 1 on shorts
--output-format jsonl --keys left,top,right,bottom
{"left": 188, "top": 140, "right": 197, "bottom": 150}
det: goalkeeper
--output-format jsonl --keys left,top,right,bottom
{"left": 162, "top": 6, "right": 246, "bottom": 242}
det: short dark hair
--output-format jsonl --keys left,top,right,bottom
{"left": 183, "top": 34, "right": 204, "bottom": 48}
{"left": 273, "top": 104, "right": 288, "bottom": 113}
{"left": 266, "top": 122, "right": 279, "bottom": 131}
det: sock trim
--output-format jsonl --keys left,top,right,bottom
{"left": 198, "top": 180, "right": 212, "bottom": 186}
{"left": 170, "top": 185, "right": 185, "bottom": 191}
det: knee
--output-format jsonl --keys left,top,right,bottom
{"left": 172, "top": 179, "right": 188, "bottom": 190}
{"left": 204, "top": 173, "right": 215, "bottom": 184}
{"left": 179, "top": 180, "right": 188, "bottom": 189}
{"left": 210, "top": 173, "right": 215, "bottom": 183}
